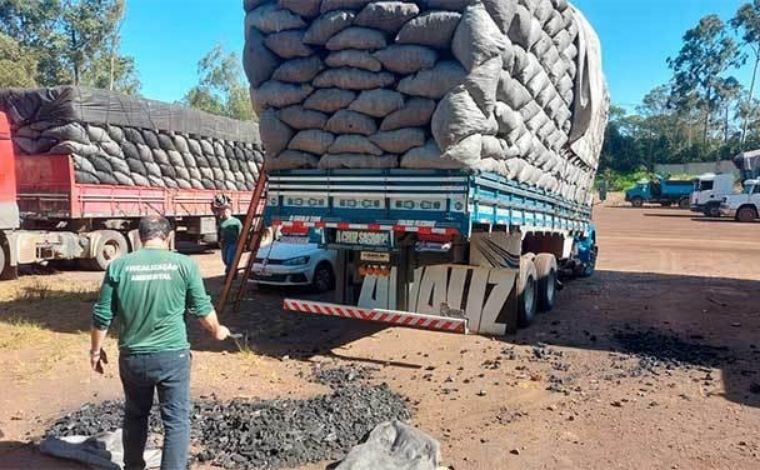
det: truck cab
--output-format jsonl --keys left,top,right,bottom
{"left": 625, "top": 179, "right": 653, "bottom": 207}
{"left": 721, "top": 179, "right": 760, "bottom": 222}
{"left": 690, "top": 173, "right": 735, "bottom": 217}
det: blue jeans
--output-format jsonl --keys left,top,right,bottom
{"left": 119, "top": 350, "right": 191, "bottom": 470}
{"left": 222, "top": 242, "right": 237, "bottom": 274}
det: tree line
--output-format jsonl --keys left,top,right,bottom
{"left": 0, "top": 0, "right": 253, "bottom": 120}
{"left": 602, "top": 1, "right": 760, "bottom": 173}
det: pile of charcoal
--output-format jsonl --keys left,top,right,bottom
{"left": 613, "top": 327, "right": 732, "bottom": 374}
{"left": 0, "top": 87, "right": 263, "bottom": 191}
{"left": 244, "top": 0, "right": 608, "bottom": 205}
{"left": 47, "top": 368, "right": 409, "bottom": 469}
{"left": 193, "top": 384, "right": 410, "bottom": 468}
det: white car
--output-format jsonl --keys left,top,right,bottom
{"left": 251, "top": 233, "right": 337, "bottom": 292}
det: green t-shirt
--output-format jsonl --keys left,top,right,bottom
{"left": 92, "top": 248, "right": 214, "bottom": 354}
{"left": 219, "top": 217, "right": 242, "bottom": 246}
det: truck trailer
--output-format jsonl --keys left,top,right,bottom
{"left": 243, "top": 0, "right": 608, "bottom": 333}
{"left": 263, "top": 169, "right": 597, "bottom": 334}
{"left": 0, "top": 88, "right": 263, "bottom": 277}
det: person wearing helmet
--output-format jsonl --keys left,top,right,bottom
{"left": 215, "top": 198, "right": 242, "bottom": 276}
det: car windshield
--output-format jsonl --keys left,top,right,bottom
{"left": 743, "top": 184, "right": 755, "bottom": 195}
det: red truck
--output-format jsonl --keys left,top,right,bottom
{"left": 0, "top": 111, "right": 252, "bottom": 278}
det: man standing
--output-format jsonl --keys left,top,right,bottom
{"left": 217, "top": 203, "right": 243, "bottom": 276}
{"left": 598, "top": 177, "right": 608, "bottom": 203}
{"left": 90, "top": 216, "right": 230, "bottom": 470}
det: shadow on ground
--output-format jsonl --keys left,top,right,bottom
{"left": 1, "top": 268, "right": 758, "bottom": 407}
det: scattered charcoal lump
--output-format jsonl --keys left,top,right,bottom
{"left": 311, "top": 364, "right": 378, "bottom": 388}
{"left": 613, "top": 327, "right": 732, "bottom": 374}
{"left": 0, "top": 87, "right": 263, "bottom": 191}
{"left": 48, "top": 385, "right": 410, "bottom": 469}
{"left": 243, "top": 0, "right": 609, "bottom": 206}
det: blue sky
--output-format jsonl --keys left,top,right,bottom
{"left": 121, "top": 0, "right": 753, "bottom": 111}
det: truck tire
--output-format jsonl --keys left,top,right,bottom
{"left": 631, "top": 197, "right": 643, "bottom": 208}
{"left": 534, "top": 253, "right": 557, "bottom": 313}
{"left": 0, "top": 235, "right": 17, "bottom": 280}
{"left": 313, "top": 262, "right": 336, "bottom": 294}
{"left": 736, "top": 206, "right": 758, "bottom": 223}
{"left": 678, "top": 197, "right": 690, "bottom": 209}
{"left": 705, "top": 203, "right": 721, "bottom": 218}
{"left": 517, "top": 256, "right": 538, "bottom": 328}
{"left": 87, "top": 230, "right": 129, "bottom": 271}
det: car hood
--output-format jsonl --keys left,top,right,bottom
{"left": 256, "top": 242, "right": 320, "bottom": 261}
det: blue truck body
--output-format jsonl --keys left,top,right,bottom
{"left": 265, "top": 169, "right": 592, "bottom": 239}
{"left": 263, "top": 169, "right": 597, "bottom": 334}
{"left": 624, "top": 176, "right": 694, "bottom": 208}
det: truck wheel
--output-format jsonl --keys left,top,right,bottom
{"left": 534, "top": 254, "right": 558, "bottom": 313}
{"left": 517, "top": 257, "right": 538, "bottom": 328}
{"left": 631, "top": 197, "right": 643, "bottom": 208}
{"left": 313, "top": 262, "right": 335, "bottom": 294}
{"left": 736, "top": 206, "right": 758, "bottom": 223}
{"left": 678, "top": 197, "right": 690, "bottom": 209}
{"left": 87, "top": 230, "right": 129, "bottom": 271}
{"left": 0, "top": 235, "right": 17, "bottom": 280}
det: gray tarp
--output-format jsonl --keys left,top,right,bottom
{"left": 39, "top": 429, "right": 161, "bottom": 470}
{"left": 0, "top": 86, "right": 261, "bottom": 144}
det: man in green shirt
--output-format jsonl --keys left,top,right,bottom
{"left": 90, "top": 216, "right": 230, "bottom": 470}
{"left": 217, "top": 204, "right": 243, "bottom": 276}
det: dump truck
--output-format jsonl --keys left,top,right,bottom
{"left": 245, "top": 0, "right": 608, "bottom": 334}
{"left": 624, "top": 176, "right": 694, "bottom": 208}
{"left": 0, "top": 88, "right": 262, "bottom": 278}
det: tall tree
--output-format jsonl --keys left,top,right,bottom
{"left": 184, "top": 45, "right": 254, "bottom": 121}
{"left": 668, "top": 15, "right": 743, "bottom": 144}
{"left": 732, "top": 1, "right": 760, "bottom": 147}
{"left": 0, "top": 0, "right": 139, "bottom": 93}
{"left": 0, "top": 33, "right": 38, "bottom": 87}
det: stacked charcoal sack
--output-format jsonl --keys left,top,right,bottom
{"left": 0, "top": 87, "right": 263, "bottom": 191}
{"left": 243, "top": 0, "right": 608, "bottom": 205}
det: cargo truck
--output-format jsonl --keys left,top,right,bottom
{"left": 624, "top": 176, "right": 694, "bottom": 208}
{"left": 263, "top": 169, "right": 597, "bottom": 335}
{"left": 0, "top": 111, "right": 252, "bottom": 278}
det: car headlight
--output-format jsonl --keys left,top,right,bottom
{"left": 283, "top": 256, "right": 310, "bottom": 266}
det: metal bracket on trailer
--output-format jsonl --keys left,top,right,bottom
{"left": 283, "top": 299, "right": 468, "bottom": 334}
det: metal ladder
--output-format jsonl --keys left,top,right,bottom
{"left": 215, "top": 167, "right": 268, "bottom": 314}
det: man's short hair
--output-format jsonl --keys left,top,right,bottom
{"left": 138, "top": 216, "right": 172, "bottom": 241}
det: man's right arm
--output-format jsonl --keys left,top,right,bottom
{"left": 185, "top": 259, "right": 229, "bottom": 340}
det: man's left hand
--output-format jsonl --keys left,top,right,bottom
{"left": 90, "top": 349, "right": 108, "bottom": 374}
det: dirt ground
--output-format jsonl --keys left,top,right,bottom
{"left": 1, "top": 196, "right": 760, "bottom": 470}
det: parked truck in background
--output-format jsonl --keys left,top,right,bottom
{"left": 624, "top": 176, "right": 694, "bottom": 208}
{"left": 690, "top": 173, "right": 735, "bottom": 217}
{"left": 0, "top": 111, "right": 252, "bottom": 278}
{"left": 720, "top": 178, "right": 760, "bottom": 222}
